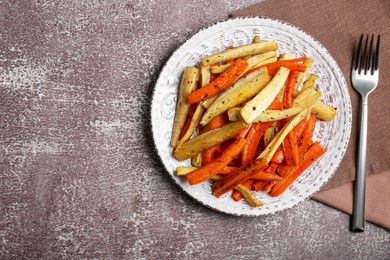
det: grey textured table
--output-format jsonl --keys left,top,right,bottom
{"left": 0, "top": 0, "right": 389, "bottom": 259}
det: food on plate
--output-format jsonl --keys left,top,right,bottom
{"left": 200, "top": 41, "right": 277, "bottom": 67}
{"left": 240, "top": 66, "right": 290, "bottom": 124}
{"left": 200, "top": 67, "right": 271, "bottom": 126}
{"left": 170, "top": 36, "right": 336, "bottom": 207}
{"left": 170, "top": 67, "right": 200, "bottom": 147}
{"left": 173, "top": 120, "right": 249, "bottom": 161}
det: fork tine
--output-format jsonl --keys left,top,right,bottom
{"left": 365, "top": 34, "right": 374, "bottom": 74}
{"left": 353, "top": 34, "right": 363, "bottom": 71}
{"left": 374, "top": 35, "right": 381, "bottom": 71}
{"left": 359, "top": 34, "right": 369, "bottom": 73}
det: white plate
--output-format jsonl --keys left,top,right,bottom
{"left": 151, "top": 17, "right": 351, "bottom": 216}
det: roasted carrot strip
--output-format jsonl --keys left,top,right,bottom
{"left": 250, "top": 162, "right": 280, "bottom": 181}
{"left": 289, "top": 112, "right": 311, "bottom": 142}
{"left": 232, "top": 190, "right": 242, "bottom": 201}
{"left": 226, "top": 59, "right": 236, "bottom": 64}
{"left": 234, "top": 125, "right": 252, "bottom": 139}
{"left": 209, "top": 73, "right": 218, "bottom": 82}
{"left": 283, "top": 71, "right": 300, "bottom": 108}
{"left": 263, "top": 181, "right": 277, "bottom": 193}
{"left": 208, "top": 113, "right": 227, "bottom": 129}
{"left": 228, "top": 157, "right": 242, "bottom": 167}
{"left": 219, "top": 166, "right": 240, "bottom": 175}
{"left": 270, "top": 146, "right": 284, "bottom": 164}
{"left": 241, "top": 123, "right": 271, "bottom": 165}
{"left": 276, "top": 162, "right": 296, "bottom": 178}
{"left": 278, "top": 114, "right": 316, "bottom": 176}
{"left": 298, "top": 114, "right": 316, "bottom": 154}
{"left": 248, "top": 57, "right": 308, "bottom": 75}
{"left": 282, "top": 133, "right": 299, "bottom": 165}
{"left": 269, "top": 57, "right": 308, "bottom": 65}
{"left": 270, "top": 142, "right": 325, "bottom": 196}
{"left": 202, "top": 146, "right": 219, "bottom": 166}
{"left": 267, "top": 162, "right": 279, "bottom": 172}
{"left": 268, "top": 97, "right": 284, "bottom": 110}
{"left": 299, "top": 142, "right": 325, "bottom": 171}
{"left": 187, "top": 138, "right": 247, "bottom": 185}
{"left": 202, "top": 114, "right": 227, "bottom": 165}
{"left": 212, "top": 157, "right": 268, "bottom": 198}
{"left": 179, "top": 104, "right": 197, "bottom": 139}
{"left": 253, "top": 181, "right": 266, "bottom": 191}
{"left": 267, "top": 63, "right": 307, "bottom": 75}
{"left": 250, "top": 170, "right": 283, "bottom": 181}
{"left": 188, "top": 58, "right": 248, "bottom": 104}
{"left": 241, "top": 99, "right": 283, "bottom": 165}
{"left": 265, "top": 57, "right": 307, "bottom": 70}
{"left": 219, "top": 138, "right": 235, "bottom": 152}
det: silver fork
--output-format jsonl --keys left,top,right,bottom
{"left": 351, "top": 34, "right": 380, "bottom": 232}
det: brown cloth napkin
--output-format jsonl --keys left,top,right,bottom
{"left": 233, "top": 0, "right": 390, "bottom": 229}
{"left": 313, "top": 171, "right": 390, "bottom": 230}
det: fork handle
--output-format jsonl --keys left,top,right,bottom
{"left": 351, "top": 97, "right": 368, "bottom": 232}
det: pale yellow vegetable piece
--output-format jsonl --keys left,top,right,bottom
{"left": 205, "top": 52, "right": 276, "bottom": 110}
{"left": 200, "top": 65, "right": 211, "bottom": 86}
{"left": 202, "top": 95, "right": 219, "bottom": 109}
{"left": 200, "top": 67, "right": 271, "bottom": 126}
{"left": 170, "top": 67, "right": 200, "bottom": 147}
{"left": 210, "top": 175, "right": 222, "bottom": 181}
{"left": 276, "top": 53, "right": 295, "bottom": 102}
{"left": 177, "top": 65, "right": 210, "bottom": 145}
{"left": 231, "top": 87, "right": 321, "bottom": 123}
{"left": 242, "top": 51, "right": 276, "bottom": 74}
{"left": 235, "top": 184, "right": 263, "bottom": 207}
{"left": 252, "top": 36, "right": 261, "bottom": 43}
{"left": 301, "top": 74, "right": 318, "bottom": 92}
{"left": 228, "top": 107, "right": 242, "bottom": 121}
{"left": 210, "top": 51, "right": 276, "bottom": 74}
{"left": 210, "top": 63, "right": 231, "bottom": 74}
{"left": 296, "top": 84, "right": 337, "bottom": 121}
{"left": 258, "top": 109, "right": 310, "bottom": 163}
{"left": 292, "top": 87, "right": 321, "bottom": 105}
{"left": 250, "top": 56, "right": 277, "bottom": 70}
{"left": 200, "top": 65, "right": 213, "bottom": 109}
{"left": 252, "top": 88, "right": 321, "bottom": 122}
{"left": 210, "top": 169, "right": 262, "bottom": 207}
{"left": 201, "top": 41, "right": 278, "bottom": 67}
{"left": 243, "top": 36, "right": 262, "bottom": 60}
{"left": 312, "top": 101, "right": 337, "bottom": 121}
{"left": 191, "top": 153, "right": 202, "bottom": 167}
{"left": 210, "top": 56, "right": 276, "bottom": 74}
{"left": 177, "top": 103, "right": 204, "bottom": 147}
{"left": 240, "top": 66, "right": 290, "bottom": 124}
{"left": 176, "top": 166, "right": 198, "bottom": 176}
{"left": 263, "top": 125, "right": 278, "bottom": 147}
{"left": 279, "top": 53, "right": 295, "bottom": 60}
{"left": 294, "top": 58, "right": 314, "bottom": 96}
{"left": 276, "top": 53, "right": 294, "bottom": 103}
{"left": 173, "top": 120, "right": 249, "bottom": 161}
{"left": 276, "top": 86, "right": 285, "bottom": 104}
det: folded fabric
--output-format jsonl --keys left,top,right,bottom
{"left": 233, "top": 0, "right": 390, "bottom": 230}
{"left": 313, "top": 171, "right": 390, "bottom": 230}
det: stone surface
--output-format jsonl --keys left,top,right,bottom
{"left": 0, "top": 0, "right": 389, "bottom": 259}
